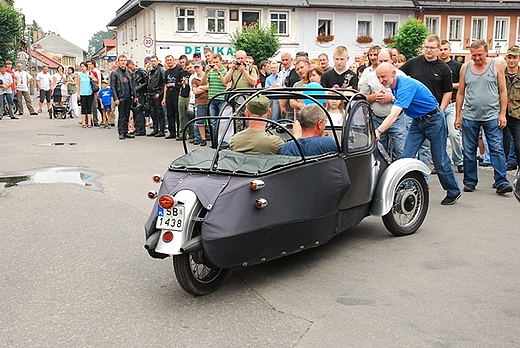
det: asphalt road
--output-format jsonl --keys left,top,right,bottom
{"left": 1, "top": 110, "right": 519, "bottom": 347}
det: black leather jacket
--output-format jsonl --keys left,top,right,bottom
{"left": 110, "top": 67, "right": 134, "bottom": 100}
{"left": 147, "top": 64, "right": 165, "bottom": 95}
{"left": 132, "top": 67, "right": 148, "bottom": 95}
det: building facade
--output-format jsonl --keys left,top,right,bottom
{"left": 108, "top": 0, "right": 415, "bottom": 66}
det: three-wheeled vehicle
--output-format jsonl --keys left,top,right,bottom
{"left": 144, "top": 88, "right": 430, "bottom": 296}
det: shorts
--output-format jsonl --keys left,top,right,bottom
{"left": 39, "top": 89, "right": 51, "bottom": 103}
{"left": 195, "top": 104, "right": 208, "bottom": 126}
{"left": 102, "top": 104, "right": 112, "bottom": 112}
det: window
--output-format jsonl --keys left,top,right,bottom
{"left": 356, "top": 14, "right": 373, "bottom": 37}
{"left": 471, "top": 17, "right": 486, "bottom": 41}
{"left": 207, "top": 9, "right": 226, "bottom": 33}
{"left": 317, "top": 12, "right": 334, "bottom": 38}
{"left": 270, "top": 11, "right": 288, "bottom": 35}
{"left": 494, "top": 17, "right": 509, "bottom": 41}
{"left": 177, "top": 8, "right": 196, "bottom": 32}
{"left": 383, "top": 15, "right": 399, "bottom": 38}
{"left": 448, "top": 17, "right": 463, "bottom": 41}
{"left": 242, "top": 10, "right": 260, "bottom": 29}
{"left": 517, "top": 18, "right": 520, "bottom": 43}
{"left": 425, "top": 16, "right": 440, "bottom": 36}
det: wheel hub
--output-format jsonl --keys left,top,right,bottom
{"left": 396, "top": 190, "right": 417, "bottom": 214}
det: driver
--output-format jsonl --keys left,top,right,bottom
{"left": 280, "top": 104, "right": 338, "bottom": 156}
{"left": 229, "top": 95, "right": 284, "bottom": 154}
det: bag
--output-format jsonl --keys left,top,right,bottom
{"left": 89, "top": 73, "right": 99, "bottom": 93}
{"left": 90, "top": 78, "right": 100, "bottom": 93}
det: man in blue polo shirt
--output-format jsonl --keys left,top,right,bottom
{"left": 374, "top": 62, "right": 461, "bottom": 205}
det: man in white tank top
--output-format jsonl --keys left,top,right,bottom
{"left": 455, "top": 39, "right": 513, "bottom": 195}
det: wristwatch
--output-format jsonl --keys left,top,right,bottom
{"left": 376, "top": 127, "right": 384, "bottom": 134}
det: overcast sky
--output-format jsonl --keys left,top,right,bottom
{"left": 14, "top": 0, "right": 124, "bottom": 51}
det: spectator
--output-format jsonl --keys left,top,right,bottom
{"left": 280, "top": 104, "right": 338, "bottom": 156}
{"left": 14, "top": 63, "right": 37, "bottom": 116}
{"left": 66, "top": 67, "right": 78, "bottom": 118}
{"left": 0, "top": 63, "right": 17, "bottom": 119}
{"left": 318, "top": 53, "right": 333, "bottom": 73}
{"left": 223, "top": 50, "right": 258, "bottom": 88}
{"left": 177, "top": 60, "right": 194, "bottom": 140}
{"left": 321, "top": 45, "right": 358, "bottom": 89}
{"left": 230, "top": 95, "right": 283, "bottom": 154}
{"left": 110, "top": 55, "right": 135, "bottom": 140}
{"left": 161, "top": 55, "right": 183, "bottom": 139}
{"left": 504, "top": 45, "right": 520, "bottom": 172}
{"left": 36, "top": 65, "right": 53, "bottom": 113}
{"left": 146, "top": 55, "right": 166, "bottom": 137}
{"left": 455, "top": 39, "right": 512, "bottom": 194}
{"left": 77, "top": 62, "right": 96, "bottom": 128}
{"left": 99, "top": 80, "right": 112, "bottom": 128}
{"left": 191, "top": 61, "right": 209, "bottom": 146}
{"left": 127, "top": 59, "right": 148, "bottom": 136}
{"left": 258, "top": 60, "right": 270, "bottom": 87}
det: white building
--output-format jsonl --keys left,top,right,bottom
{"left": 108, "top": 0, "right": 415, "bottom": 66}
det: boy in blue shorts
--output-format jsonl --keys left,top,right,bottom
{"left": 99, "top": 80, "right": 112, "bottom": 128}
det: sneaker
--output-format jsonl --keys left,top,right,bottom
{"left": 200, "top": 140, "right": 207, "bottom": 146}
{"left": 457, "top": 165, "right": 464, "bottom": 173}
{"left": 193, "top": 140, "right": 201, "bottom": 145}
{"left": 479, "top": 162, "right": 491, "bottom": 167}
{"left": 463, "top": 184, "right": 475, "bottom": 192}
{"left": 496, "top": 183, "right": 513, "bottom": 195}
{"left": 441, "top": 192, "right": 462, "bottom": 205}
{"left": 506, "top": 163, "right": 518, "bottom": 171}
{"left": 431, "top": 168, "right": 437, "bottom": 175}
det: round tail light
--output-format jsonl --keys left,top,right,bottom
{"left": 162, "top": 231, "right": 174, "bottom": 243}
{"left": 152, "top": 174, "right": 162, "bottom": 183}
{"left": 158, "top": 195, "right": 175, "bottom": 209}
{"left": 255, "top": 198, "right": 268, "bottom": 208}
{"left": 147, "top": 190, "right": 158, "bottom": 199}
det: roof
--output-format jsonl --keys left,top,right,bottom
{"left": 415, "top": 0, "right": 520, "bottom": 9}
{"left": 103, "top": 39, "right": 117, "bottom": 49}
{"left": 31, "top": 50, "right": 62, "bottom": 69}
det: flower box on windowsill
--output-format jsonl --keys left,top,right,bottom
{"left": 383, "top": 37, "right": 395, "bottom": 45}
{"left": 356, "top": 36, "right": 373, "bottom": 44}
{"left": 316, "top": 34, "right": 334, "bottom": 43}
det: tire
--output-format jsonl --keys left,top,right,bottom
{"left": 172, "top": 210, "right": 228, "bottom": 296}
{"left": 4, "top": 101, "right": 18, "bottom": 115}
{"left": 382, "top": 171, "right": 429, "bottom": 236}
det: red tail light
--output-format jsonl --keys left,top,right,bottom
{"left": 148, "top": 190, "right": 157, "bottom": 199}
{"left": 159, "top": 195, "right": 175, "bottom": 209}
{"left": 162, "top": 231, "right": 174, "bottom": 243}
{"left": 152, "top": 174, "right": 162, "bottom": 183}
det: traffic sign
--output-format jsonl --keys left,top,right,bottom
{"left": 143, "top": 36, "right": 154, "bottom": 48}
{"left": 144, "top": 48, "right": 153, "bottom": 56}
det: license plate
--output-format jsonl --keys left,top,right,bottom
{"left": 156, "top": 206, "right": 185, "bottom": 231}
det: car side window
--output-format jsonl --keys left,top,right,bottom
{"left": 344, "top": 101, "right": 371, "bottom": 152}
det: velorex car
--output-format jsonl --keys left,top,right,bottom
{"left": 143, "top": 88, "right": 430, "bottom": 296}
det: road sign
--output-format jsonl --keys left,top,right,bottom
{"left": 144, "top": 48, "right": 153, "bottom": 56}
{"left": 143, "top": 36, "right": 154, "bottom": 48}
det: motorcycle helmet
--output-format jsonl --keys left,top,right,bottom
{"left": 514, "top": 169, "right": 520, "bottom": 203}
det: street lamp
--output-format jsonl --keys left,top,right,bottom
{"left": 495, "top": 43, "right": 501, "bottom": 56}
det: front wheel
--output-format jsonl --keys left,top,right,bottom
{"left": 172, "top": 216, "right": 227, "bottom": 295}
{"left": 382, "top": 171, "right": 429, "bottom": 236}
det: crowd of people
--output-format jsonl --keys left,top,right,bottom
{"left": 3, "top": 36, "right": 518, "bottom": 203}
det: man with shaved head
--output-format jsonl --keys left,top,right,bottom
{"left": 374, "top": 62, "right": 461, "bottom": 205}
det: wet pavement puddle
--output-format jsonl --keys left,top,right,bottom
{"left": 0, "top": 167, "right": 101, "bottom": 193}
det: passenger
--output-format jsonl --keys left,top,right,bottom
{"left": 280, "top": 104, "right": 338, "bottom": 156}
{"left": 229, "top": 95, "right": 283, "bottom": 154}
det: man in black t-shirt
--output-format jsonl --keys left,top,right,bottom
{"left": 177, "top": 61, "right": 194, "bottom": 140}
{"left": 321, "top": 45, "right": 358, "bottom": 89}
{"left": 161, "top": 55, "right": 183, "bottom": 139}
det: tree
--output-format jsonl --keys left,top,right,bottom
{"left": 88, "top": 30, "right": 113, "bottom": 56}
{"left": 390, "top": 16, "right": 429, "bottom": 60}
{"left": 229, "top": 22, "right": 280, "bottom": 64}
{"left": 0, "top": 2, "right": 24, "bottom": 62}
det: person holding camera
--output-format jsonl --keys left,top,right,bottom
{"left": 223, "top": 50, "right": 258, "bottom": 89}
{"left": 0, "top": 63, "right": 17, "bottom": 119}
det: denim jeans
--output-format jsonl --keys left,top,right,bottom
{"left": 0, "top": 93, "right": 15, "bottom": 118}
{"left": 505, "top": 115, "right": 520, "bottom": 166}
{"left": 444, "top": 102, "right": 464, "bottom": 166}
{"left": 402, "top": 110, "right": 461, "bottom": 197}
{"left": 194, "top": 104, "right": 208, "bottom": 142}
{"left": 270, "top": 99, "right": 281, "bottom": 121}
{"left": 208, "top": 99, "right": 226, "bottom": 141}
{"left": 372, "top": 112, "right": 407, "bottom": 159}
{"left": 462, "top": 118, "right": 509, "bottom": 187}
{"left": 405, "top": 114, "right": 431, "bottom": 168}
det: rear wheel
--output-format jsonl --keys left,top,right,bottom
{"left": 173, "top": 212, "right": 227, "bottom": 296}
{"left": 382, "top": 172, "right": 429, "bottom": 236}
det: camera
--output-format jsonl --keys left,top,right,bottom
{"left": 235, "top": 61, "right": 243, "bottom": 67}
{"left": 209, "top": 64, "right": 215, "bottom": 69}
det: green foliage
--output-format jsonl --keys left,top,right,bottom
{"left": 0, "top": 2, "right": 24, "bottom": 62}
{"left": 88, "top": 30, "right": 113, "bottom": 56}
{"left": 390, "top": 16, "right": 429, "bottom": 60}
{"left": 229, "top": 23, "right": 280, "bottom": 64}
